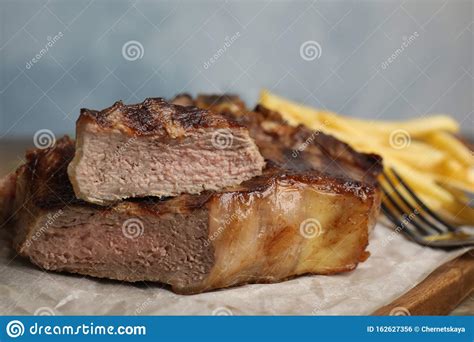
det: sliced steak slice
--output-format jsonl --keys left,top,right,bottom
{"left": 68, "top": 98, "right": 265, "bottom": 205}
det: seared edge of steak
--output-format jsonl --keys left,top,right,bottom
{"left": 11, "top": 137, "right": 381, "bottom": 294}
{"left": 68, "top": 98, "right": 266, "bottom": 205}
{"left": 254, "top": 104, "right": 383, "bottom": 182}
{"left": 78, "top": 97, "right": 241, "bottom": 138}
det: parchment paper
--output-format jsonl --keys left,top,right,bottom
{"left": 0, "top": 223, "right": 470, "bottom": 315}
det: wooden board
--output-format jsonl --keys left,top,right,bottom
{"left": 373, "top": 251, "right": 474, "bottom": 315}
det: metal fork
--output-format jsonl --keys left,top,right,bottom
{"left": 380, "top": 168, "right": 474, "bottom": 248}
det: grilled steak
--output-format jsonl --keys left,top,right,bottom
{"left": 10, "top": 97, "right": 382, "bottom": 294}
{"left": 0, "top": 173, "right": 16, "bottom": 227}
{"left": 68, "top": 98, "right": 265, "bottom": 205}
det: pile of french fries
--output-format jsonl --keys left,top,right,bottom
{"left": 259, "top": 89, "right": 474, "bottom": 225}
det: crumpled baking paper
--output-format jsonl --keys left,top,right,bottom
{"left": 0, "top": 223, "right": 469, "bottom": 315}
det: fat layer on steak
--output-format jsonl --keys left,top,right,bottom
{"left": 10, "top": 98, "right": 382, "bottom": 294}
{"left": 68, "top": 98, "right": 265, "bottom": 205}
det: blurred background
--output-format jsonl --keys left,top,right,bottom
{"left": 0, "top": 0, "right": 472, "bottom": 139}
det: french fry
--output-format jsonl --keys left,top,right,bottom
{"left": 260, "top": 89, "right": 460, "bottom": 136}
{"left": 259, "top": 89, "right": 474, "bottom": 225}
{"left": 384, "top": 159, "right": 454, "bottom": 204}
{"left": 259, "top": 90, "right": 324, "bottom": 126}
{"left": 380, "top": 143, "right": 445, "bottom": 170}
{"left": 338, "top": 115, "right": 459, "bottom": 137}
{"left": 424, "top": 131, "right": 474, "bottom": 167}
{"left": 435, "top": 160, "right": 474, "bottom": 187}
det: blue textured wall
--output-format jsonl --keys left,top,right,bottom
{"left": 0, "top": 0, "right": 472, "bottom": 137}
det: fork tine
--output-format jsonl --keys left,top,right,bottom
{"left": 382, "top": 202, "right": 474, "bottom": 247}
{"left": 381, "top": 172, "right": 444, "bottom": 234}
{"left": 380, "top": 181, "right": 433, "bottom": 236}
{"left": 389, "top": 168, "right": 457, "bottom": 232}
{"left": 422, "top": 236, "right": 474, "bottom": 248}
{"left": 380, "top": 203, "right": 422, "bottom": 243}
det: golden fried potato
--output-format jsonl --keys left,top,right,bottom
{"left": 259, "top": 89, "right": 474, "bottom": 225}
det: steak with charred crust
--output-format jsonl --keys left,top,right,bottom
{"left": 10, "top": 95, "right": 382, "bottom": 294}
{"left": 68, "top": 98, "right": 265, "bottom": 205}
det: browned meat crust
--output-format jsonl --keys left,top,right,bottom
{"left": 181, "top": 94, "right": 382, "bottom": 190}
{"left": 10, "top": 95, "right": 383, "bottom": 294}
{"left": 70, "top": 98, "right": 266, "bottom": 205}
{"left": 80, "top": 98, "right": 240, "bottom": 138}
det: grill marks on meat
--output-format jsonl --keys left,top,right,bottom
{"left": 10, "top": 95, "right": 383, "bottom": 294}
{"left": 68, "top": 98, "right": 265, "bottom": 205}
{"left": 80, "top": 98, "right": 234, "bottom": 137}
